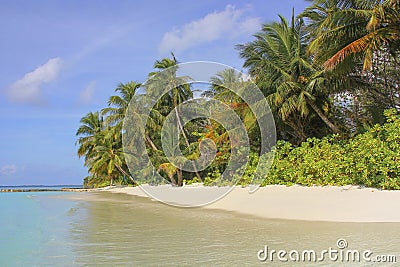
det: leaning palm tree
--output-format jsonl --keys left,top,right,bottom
{"left": 302, "top": 0, "right": 400, "bottom": 70}
{"left": 237, "top": 13, "right": 340, "bottom": 143}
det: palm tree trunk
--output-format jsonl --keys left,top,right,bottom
{"left": 174, "top": 108, "right": 203, "bottom": 181}
{"left": 114, "top": 164, "right": 138, "bottom": 185}
{"left": 177, "top": 169, "right": 183, "bottom": 186}
{"left": 306, "top": 98, "right": 340, "bottom": 133}
{"left": 169, "top": 174, "right": 177, "bottom": 186}
{"left": 145, "top": 134, "right": 158, "bottom": 151}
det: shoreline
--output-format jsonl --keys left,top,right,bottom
{"left": 0, "top": 188, "right": 94, "bottom": 193}
{"left": 102, "top": 184, "right": 400, "bottom": 223}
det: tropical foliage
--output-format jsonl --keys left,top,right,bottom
{"left": 237, "top": 13, "right": 342, "bottom": 143}
{"left": 263, "top": 109, "right": 400, "bottom": 190}
{"left": 76, "top": 0, "right": 399, "bottom": 189}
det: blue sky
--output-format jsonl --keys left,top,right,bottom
{"left": 0, "top": 0, "right": 309, "bottom": 185}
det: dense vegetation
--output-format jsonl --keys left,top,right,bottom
{"left": 261, "top": 109, "right": 400, "bottom": 189}
{"left": 77, "top": 0, "right": 399, "bottom": 189}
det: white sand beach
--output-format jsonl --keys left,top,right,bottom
{"left": 104, "top": 184, "right": 400, "bottom": 223}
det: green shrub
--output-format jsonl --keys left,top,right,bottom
{"left": 261, "top": 109, "right": 400, "bottom": 189}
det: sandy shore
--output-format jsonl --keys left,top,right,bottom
{"left": 104, "top": 184, "right": 400, "bottom": 222}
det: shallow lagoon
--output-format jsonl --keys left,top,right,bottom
{"left": 1, "top": 191, "right": 399, "bottom": 266}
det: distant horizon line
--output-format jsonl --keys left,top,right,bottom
{"left": 0, "top": 184, "right": 82, "bottom": 187}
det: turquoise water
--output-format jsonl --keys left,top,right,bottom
{"left": 1, "top": 191, "right": 399, "bottom": 266}
{"left": 0, "top": 191, "right": 81, "bottom": 266}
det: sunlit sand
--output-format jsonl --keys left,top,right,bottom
{"left": 104, "top": 185, "right": 400, "bottom": 222}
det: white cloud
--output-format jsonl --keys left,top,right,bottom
{"left": 0, "top": 165, "right": 17, "bottom": 175}
{"left": 79, "top": 81, "right": 96, "bottom": 104}
{"left": 5, "top": 57, "right": 62, "bottom": 105}
{"left": 158, "top": 5, "right": 261, "bottom": 54}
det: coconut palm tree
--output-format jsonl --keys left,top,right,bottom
{"left": 76, "top": 112, "right": 118, "bottom": 186}
{"left": 204, "top": 68, "right": 261, "bottom": 142}
{"left": 88, "top": 127, "right": 137, "bottom": 186}
{"left": 302, "top": 0, "right": 400, "bottom": 70}
{"left": 76, "top": 111, "right": 104, "bottom": 165}
{"left": 237, "top": 13, "right": 340, "bottom": 143}
{"left": 102, "top": 81, "right": 162, "bottom": 151}
{"left": 204, "top": 68, "right": 244, "bottom": 101}
{"left": 102, "top": 81, "right": 141, "bottom": 127}
{"left": 146, "top": 56, "right": 203, "bottom": 182}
